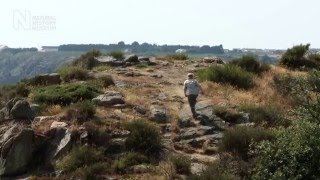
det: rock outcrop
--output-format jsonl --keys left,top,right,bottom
{"left": 0, "top": 124, "right": 34, "bottom": 176}
{"left": 92, "top": 91, "right": 126, "bottom": 108}
{"left": 0, "top": 98, "right": 35, "bottom": 121}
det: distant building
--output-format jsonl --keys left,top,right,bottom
{"left": 41, "top": 46, "right": 59, "bottom": 52}
{"left": 175, "top": 49, "right": 187, "bottom": 53}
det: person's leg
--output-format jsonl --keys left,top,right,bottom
{"left": 188, "top": 95, "right": 198, "bottom": 118}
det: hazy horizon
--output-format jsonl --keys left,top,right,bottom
{"left": 1, "top": 0, "right": 319, "bottom": 49}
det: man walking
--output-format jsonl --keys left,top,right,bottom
{"left": 184, "top": 73, "right": 202, "bottom": 119}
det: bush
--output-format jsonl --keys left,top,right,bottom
{"left": 56, "top": 66, "right": 90, "bottom": 82}
{"left": 0, "top": 83, "right": 29, "bottom": 101}
{"left": 97, "top": 75, "right": 115, "bottom": 88}
{"left": 125, "top": 120, "right": 162, "bottom": 156}
{"left": 188, "top": 163, "right": 236, "bottom": 180}
{"left": 239, "top": 104, "right": 289, "bottom": 127}
{"left": 109, "top": 51, "right": 125, "bottom": 59}
{"left": 112, "top": 152, "right": 149, "bottom": 173}
{"left": 308, "top": 53, "right": 320, "bottom": 62}
{"left": 230, "top": 55, "right": 270, "bottom": 74}
{"left": 76, "top": 162, "right": 108, "bottom": 180}
{"left": 65, "top": 101, "right": 96, "bottom": 123}
{"left": 170, "top": 155, "right": 191, "bottom": 175}
{"left": 33, "top": 84, "right": 100, "bottom": 106}
{"left": 280, "top": 44, "right": 319, "bottom": 69}
{"left": 252, "top": 121, "right": 320, "bottom": 179}
{"left": 57, "top": 146, "right": 105, "bottom": 172}
{"left": 273, "top": 74, "right": 306, "bottom": 102}
{"left": 219, "top": 126, "right": 274, "bottom": 160}
{"left": 167, "top": 53, "right": 188, "bottom": 60}
{"left": 197, "top": 64, "right": 255, "bottom": 89}
{"left": 72, "top": 49, "right": 101, "bottom": 69}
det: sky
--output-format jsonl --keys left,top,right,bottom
{"left": 0, "top": 0, "right": 319, "bottom": 49}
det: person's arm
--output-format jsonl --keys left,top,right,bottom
{"left": 197, "top": 81, "right": 203, "bottom": 94}
{"left": 183, "top": 81, "right": 187, "bottom": 97}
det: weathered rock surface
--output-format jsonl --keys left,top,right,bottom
{"left": 124, "top": 55, "right": 139, "bottom": 63}
{"left": 150, "top": 105, "right": 167, "bottom": 123}
{"left": 0, "top": 126, "right": 34, "bottom": 176}
{"left": 45, "top": 127, "right": 73, "bottom": 165}
{"left": 202, "top": 57, "right": 224, "bottom": 64}
{"left": 0, "top": 98, "right": 35, "bottom": 121}
{"left": 92, "top": 91, "right": 125, "bottom": 107}
{"left": 10, "top": 100, "right": 35, "bottom": 120}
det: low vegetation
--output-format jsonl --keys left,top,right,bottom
{"left": 167, "top": 53, "right": 188, "bottom": 60}
{"left": 239, "top": 103, "right": 288, "bottom": 127}
{"left": 65, "top": 101, "right": 96, "bottom": 123}
{"left": 72, "top": 49, "right": 102, "bottom": 69}
{"left": 33, "top": 84, "right": 100, "bottom": 106}
{"left": 253, "top": 121, "right": 320, "bottom": 179}
{"left": 108, "top": 51, "right": 125, "bottom": 59}
{"left": 197, "top": 64, "right": 255, "bottom": 89}
{"left": 170, "top": 155, "right": 191, "bottom": 175}
{"left": 57, "top": 146, "right": 105, "bottom": 172}
{"left": 230, "top": 55, "right": 270, "bottom": 74}
{"left": 125, "top": 120, "right": 162, "bottom": 156}
{"left": 188, "top": 163, "right": 235, "bottom": 180}
{"left": 112, "top": 152, "right": 149, "bottom": 173}
{"left": 56, "top": 66, "right": 90, "bottom": 82}
{"left": 219, "top": 126, "right": 274, "bottom": 160}
{"left": 280, "top": 44, "right": 319, "bottom": 69}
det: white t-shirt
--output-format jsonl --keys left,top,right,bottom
{"left": 184, "top": 79, "right": 200, "bottom": 95}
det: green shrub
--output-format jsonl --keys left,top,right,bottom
{"left": 167, "top": 53, "right": 188, "bottom": 60}
{"left": 280, "top": 44, "right": 319, "bottom": 69}
{"left": 125, "top": 120, "right": 162, "bottom": 156}
{"left": 56, "top": 66, "right": 89, "bottom": 82}
{"left": 170, "top": 155, "right": 191, "bottom": 175}
{"left": 112, "top": 152, "right": 149, "bottom": 173}
{"left": 97, "top": 75, "right": 115, "bottom": 88}
{"left": 109, "top": 51, "right": 125, "bottom": 59}
{"left": 57, "top": 146, "right": 105, "bottom": 172}
{"left": 308, "top": 70, "right": 320, "bottom": 92}
{"left": 197, "top": 64, "right": 255, "bottom": 89}
{"left": 273, "top": 74, "right": 307, "bottom": 102}
{"left": 72, "top": 49, "right": 101, "bottom": 69}
{"left": 33, "top": 84, "right": 100, "bottom": 106}
{"left": 231, "top": 55, "right": 270, "bottom": 74}
{"left": 65, "top": 101, "right": 96, "bottom": 123}
{"left": 219, "top": 126, "right": 274, "bottom": 160}
{"left": 76, "top": 162, "right": 108, "bottom": 180}
{"left": 308, "top": 53, "right": 320, "bottom": 62}
{"left": 239, "top": 104, "right": 289, "bottom": 127}
{"left": 188, "top": 163, "right": 236, "bottom": 180}
{"left": 0, "top": 84, "right": 30, "bottom": 108}
{"left": 252, "top": 121, "right": 320, "bottom": 180}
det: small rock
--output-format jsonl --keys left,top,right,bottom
{"left": 191, "top": 163, "right": 207, "bottom": 175}
{"left": 133, "top": 106, "right": 147, "bottom": 115}
{"left": 150, "top": 105, "right": 167, "bottom": 123}
{"left": 50, "top": 121, "right": 68, "bottom": 129}
{"left": 124, "top": 54, "right": 139, "bottom": 63}
{"left": 151, "top": 74, "right": 163, "bottom": 78}
{"left": 92, "top": 91, "right": 125, "bottom": 107}
{"left": 10, "top": 99, "right": 35, "bottom": 120}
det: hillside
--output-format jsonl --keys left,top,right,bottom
{"left": 1, "top": 46, "right": 320, "bottom": 179}
{"left": 0, "top": 51, "right": 82, "bottom": 84}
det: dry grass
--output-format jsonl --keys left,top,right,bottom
{"left": 40, "top": 105, "right": 63, "bottom": 116}
{"left": 201, "top": 65, "right": 304, "bottom": 110}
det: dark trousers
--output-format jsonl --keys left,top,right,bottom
{"left": 187, "top": 94, "right": 198, "bottom": 118}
